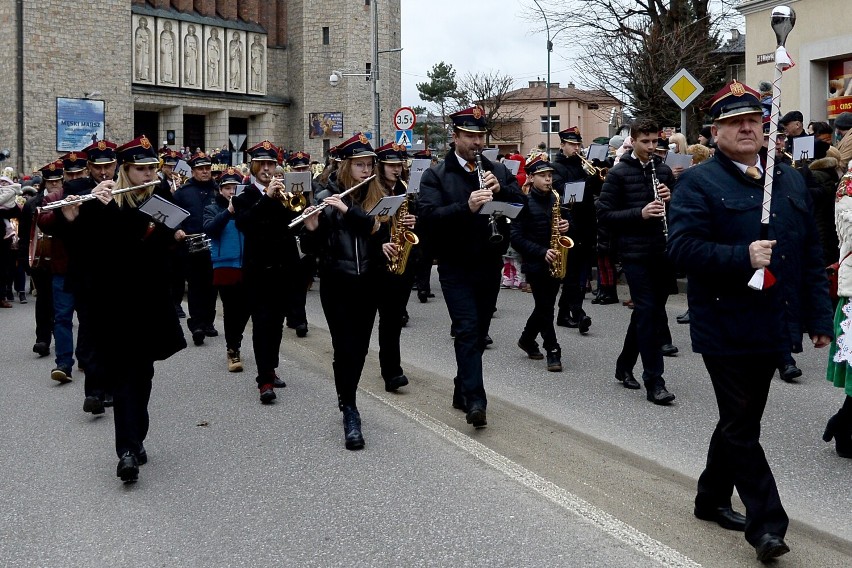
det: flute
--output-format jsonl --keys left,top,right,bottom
{"left": 288, "top": 175, "right": 376, "bottom": 229}
{"left": 37, "top": 180, "right": 160, "bottom": 212}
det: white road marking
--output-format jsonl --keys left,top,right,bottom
{"left": 365, "top": 389, "right": 702, "bottom": 568}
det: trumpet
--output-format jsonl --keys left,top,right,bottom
{"left": 270, "top": 177, "right": 308, "bottom": 212}
{"left": 578, "top": 153, "right": 607, "bottom": 180}
{"left": 287, "top": 175, "right": 376, "bottom": 229}
{"left": 37, "top": 180, "right": 160, "bottom": 212}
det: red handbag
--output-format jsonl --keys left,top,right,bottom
{"left": 827, "top": 251, "right": 852, "bottom": 302}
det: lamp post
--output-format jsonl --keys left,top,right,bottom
{"left": 532, "top": 0, "right": 565, "bottom": 159}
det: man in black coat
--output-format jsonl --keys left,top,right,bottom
{"left": 668, "top": 81, "right": 832, "bottom": 562}
{"left": 173, "top": 152, "right": 218, "bottom": 345}
{"left": 419, "top": 106, "right": 524, "bottom": 429}
{"left": 597, "top": 118, "right": 677, "bottom": 404}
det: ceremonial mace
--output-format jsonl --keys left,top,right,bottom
{"left": 748, "top": 6, "right": 796, "bottom": 290}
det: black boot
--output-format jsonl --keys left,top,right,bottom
{"left": 823, "top": 402, "right": 852, "bottom": 458}
{"left": 546, "top": 348, "right": 563, "bottom": 372}
{"left": 342, "top": 405, "right": 365, "bottom": 450}
{"left": 517, "top": 336, "right": 544, "bottom": 360}
{"left": 116, "top": 451, "right": 139, "bottom": 483}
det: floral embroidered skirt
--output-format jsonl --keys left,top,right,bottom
{"left": 827, "top": 296, "right": 852, "bottom": 396}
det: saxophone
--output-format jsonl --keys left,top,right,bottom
{"left": 387, "top": 193, "right": 420, "bottom": 275}
{"left": 549, "top": 189, "right": 574, "bottom": 279}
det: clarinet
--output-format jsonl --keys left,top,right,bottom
{"left": 649, "top": 159, "right": 668, "bottom": 237}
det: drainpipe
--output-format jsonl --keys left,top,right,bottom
{"left": 16, "top": 0, "right": 24, "bottom": 172}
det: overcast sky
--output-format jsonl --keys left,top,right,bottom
{"left": 399, "top": 0, "right": 582, "bottom": 109}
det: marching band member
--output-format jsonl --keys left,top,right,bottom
{"left": 232, "top": 141, "right": 297, "bottom": 403}
{"left": 418, "top": 106, "right": 524, "bottom": 429}
{"left": 55, "top": 135, "right": 186, "bottom": 483}
{"left": 372, "top": 142, "right": 415, "bottom": 391}
{"left": 511, "top": 155, "right": 570, "bottom": 372}
{"left": 301, "top": 133, "right": 385, "bottom": 449}
{"left": 173, "top": 151, "right": 218, "bottom": 346}
{"left": 203, "top": 168, "right": 249, "bottom": 373}
{"left": 285, "top": 150, "right": 317, "bottom": 338}
{"left": 156, "top": 149, "right": 183, "bottom": 200}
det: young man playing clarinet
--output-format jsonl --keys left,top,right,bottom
{"left": 510, "top": 155, "right": 570, "bottom": 372}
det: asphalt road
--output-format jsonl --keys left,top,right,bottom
{"left": 1, "top": 272, "right": 851, "bottom": 567}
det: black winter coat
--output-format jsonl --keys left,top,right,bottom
{"left": 668, "top": 150, "right": 833, "bottom": 356}
{"left": 418, "top": 152, "right": 524, "bottom": 266}
{"left": 510, "top": 187, "right": 568, "bottom": 275}
{"left": 233, "top": 183, "right": 300, "bottom": 277}
{"left": 596, "top": 153, "right": 674, "bottom": 262}
{"left": 173, "top": 178, "right": 217, "bottom": 234}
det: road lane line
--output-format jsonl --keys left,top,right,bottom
{"left": 365, "top": 389, "right": 702, "bottom": 568}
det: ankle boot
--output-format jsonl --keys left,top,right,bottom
{"left": 546, "top": 348, "right": 563, "bottom": 372}
{"left": 342, "top": 405, "right": 365, "bottom": 450}
{"left": 823, "top": 412, "right": 852, "bottom": 458}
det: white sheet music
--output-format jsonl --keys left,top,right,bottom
{"left": 139, "top": 194, "right": 190, "bottom": 229}
{"left": 503, "top": 159, "right": 521, "bottom": 175}
{"left": 585, "top": 144, "right": 609, "bottom": 162}
{"left": 481, "top": 148, "right": 499, "bottom": 162}
{"left": 665, "top": 152, "right": 693, "bottom": 170}
{"left": 564, "top": 181, "right": 585, "bottom": 203}
{"left": 407, "top": 159, "right": 432, "bottom": 193}
{"left": 174, "top": 159, "right": 191, "bottom": 178}
{"left": 479, "top": 201, "right": 523, "bottom": 218}
{"left": 367, "top": 194, "right": 406, "bottom": 217}
{"left": 792, "top": 135, "right": 815, "bottom": 162}
{"left": 284, "top": 171, "right": 312, "bottom": 196}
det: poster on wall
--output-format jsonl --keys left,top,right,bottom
{"left": 308, "top": 112, "right": 344, "bottom": 139}
{"left": 56, "top": 98, "right": 105, "bottom": 152}
{"left": 827, "top": 59, "right": 852, "bottom": 119}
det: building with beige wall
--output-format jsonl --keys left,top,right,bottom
{"left": 489, "top": 81, "right": 622, "bottom": 157}
{"left": 0, "top": 0, "right": 400, "bottom": 174}
{"left": 739, "top": 0, "right": 852, "bottom": 125}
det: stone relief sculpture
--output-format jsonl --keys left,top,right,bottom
{"left": 229, "top": 31, "right": 244, "bottom": 89}
{"left": 184, "top": 25, "right": 199, "bottom": 86}
{"left": 250, "top": 34, "right": 264, "bottom": 92}
{"left": 134, "top": 17, "right": 151, "bottom": 81}
{"left": 160, "top": 21, "right": 176, "bottom": 84}
{"left": 207, "top": 28, "right": 221, "bottom": 88}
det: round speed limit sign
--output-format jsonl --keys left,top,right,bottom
{"left": 393, "top": 107, "right": 416, "bottom": 130}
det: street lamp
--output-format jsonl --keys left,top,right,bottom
{"left": 532, "top": 0, "right": 566, "bottom": 158}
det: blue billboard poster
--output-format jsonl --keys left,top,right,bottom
{"left": 56, "top": 98, "right": 106, "bottom": 151}
{"left": 308, "top": 112, "right": 344, "bottom": 139}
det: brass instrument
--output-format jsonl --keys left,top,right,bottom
{"left": 387, "top": 190, "right": 419, "bottom": 275}
{"left": 185, "top": 233, "right": 212, "bottom": 254}
{"left": 649, "top": 159, "right": 668, "bottom": 236}
{"left": 288, "top": 175, "right": 376, "bottom": 229}
{"left": 578, "top": 152, "right": 607, "bottom": 180}
{"left": 286, "top": 185, "right": 307, "bottom": 212}
{"left": 549, "top": 190, "right": 575, "bottom": 279}
{"left": 475, "top": 152, "right": 506, "bottom": 244}
{"left": 37, "top": 180, "right": 160, "bottom": 212}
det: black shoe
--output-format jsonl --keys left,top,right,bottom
{"left": 661, "top": 344, "right": 679, "bottom": 357}
{"left": 546, "top": 349, "right": 562, "bottom": 372}
{"left": 191, "top": 329, "right": 205, "bottom": 346}
{"left": 557, "top": 315, "right": 578, "bottom": 328}
{"left": 50, "top": 366, "right": 73, "bottom": 384}
{"left": 694, "top": 505, "right": 746, "bottom": 532}
{"left": 779, "top": 364, "right": 802, "bottom": 383}
{"left": 272, "top": 374, "right": 287, "bottom": 388}
{"left": 676, "top": 310, "right": 690, "bottom": 324}
{"left": 342, "top": 405, "right": 365, "bottom": 450}
{"left": 103, "top": 393, "right": 114, "bottom": 408}
{"left": 83, "top": 395, "right": 105, "bottom": 415}
{"left": 483, "top": 335, "right": 493, "bottom": 347}
{"left": 204, "top": 325, "right": 219, "bottom": 337}
{"left": 175, "top": 305, "right": 186, "bottom": 318}
{"left": 517, "top": 337, "right": 544, "bottom": 360}
{"left": 259, "top": 383, "right": 276, "bottom": 404}
{"left": 32, "top": 342, "right": 50, "bottom": 357}
{"left": 598, "top": 295, "right": 619, "bottom": 305}
{"left": 466, "top": 404, "right": 487, "bottom": 428}
{"left": 116, "top": 451, "right": 139, "bottom": 483}
{"left": 18, "top": 291, "right": 27, "bottom": 304}
{"left": 615, "top": 368, "right": 641, "bottom": 389}
{"left": 823, "top": 412, "right": 852, "bottom": 458}
{"left": 401, "top": 312, "right": 409, "bottom": 327}
{"left": 452, "top": 382, "right": 467, "bottom": 412}
{"left": 591, "top": 295, "right": 602, "bottom": 305}
{"left": 136, "top": 447, "right": 147, "bottom": 466}
{"left": 450, "top": 327, "right": 456, "bottom": 338}
{"left": 647, "top": 383, "right": 676, "bottom": 405}
{"left": 295, "top": 323, "right": 308, "bottom": 338}
{"left": 418, "top": 290, "right": 429, "bottom": 303}
{"left": 384, "top": 374, "right": 409, "bottom": 392}
{"left": 754, "top": 533, "right": 789, "bottom": 563}
{"left": 578, "top": 316, "right": 592, "bottom": 335}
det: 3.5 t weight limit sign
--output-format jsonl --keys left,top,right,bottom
{"left": 394, "top": 107, "right": 416, "bottom": 131}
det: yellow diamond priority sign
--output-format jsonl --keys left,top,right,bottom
{"left": 663, "top": 68, "right": 704, "bottom": 110}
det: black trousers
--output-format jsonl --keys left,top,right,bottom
{"left": 217, "top": 281, "right": 250, "bottom": 352}
{"left": 245, "top": 268, "right": 287, "bottom": 381}
{"left": 438, "top": 260, "right": 502, "bottom": 409}
{"left": 618, "top": 260, "right": 671, "bottom": 385}
{"left": 107, "top": 355, "right": 154, "bottom": 459}
{"left": 558, "top": 241, "right": 592, "bottom": 317}
{"left": 376, "top": 269, "right": 413, "bottom": 379}
{"left": 286, "top": 255, "right": 313, "bottom": 328}
{"left": 697, "top": 354, "right": 789, "bottom": 546}
{"left": 185, "top": 250, "right": 216, "bottom": 333}
{"left": 31, "top": 268, "right": 53, "bottom": 345}
{"left": 522, "top": 271, "right": 562, "bottom": 352}
{"left": 414, "top": 240, "right": 434, "bottom": 294}
{"left": 75, "top": 296, "right": 107, "bottom": 399}
{"left": 320, "top": 273, "right": 378, "bottom": 408}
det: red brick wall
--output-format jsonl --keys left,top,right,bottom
{"left": 150, "top": 0, "right": 170, "bottom": 8}
{"left": 216, "top": 0, "right": 236, "bottom": 20}
{"left": 194, "top": 0, "right": 215, "bottom": 17}
{"left": 239, "top": 0, "right": 259, "bottom": 24}
{"left": 171, "top": 0, "right": 192, "bottom": 12}
{"left": 275, "top": 0, "right": 287, "bottom": 46}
